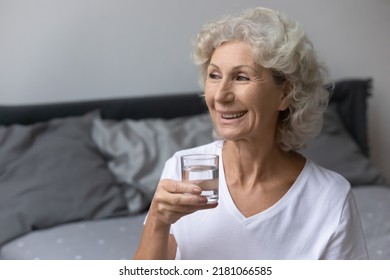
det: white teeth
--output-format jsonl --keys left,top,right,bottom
{"left": 221, "top": 112, "right": 246, "bottom": 119}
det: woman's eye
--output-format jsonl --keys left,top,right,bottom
{"left": 208, "top": 73, "right": 221, "bottom": 79}
{"left": 236, "top": 75, "right": 250, "bottom": 81}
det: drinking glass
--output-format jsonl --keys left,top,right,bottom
{"left": 181, "top": 154, "right": 219, "bottom": 204}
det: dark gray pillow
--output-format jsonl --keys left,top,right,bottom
{"left": 0, "top": 111, "right": 128, "bottom": 246}
{"left": 300, "top": 103, "right": 387, "bottom": 186}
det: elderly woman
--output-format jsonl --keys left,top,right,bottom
{"left": 134, "top": 7, "right": 368, "bottom": 259}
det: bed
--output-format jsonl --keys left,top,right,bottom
{"left": 0, "top": 78, "right": 389, "bottom": 259}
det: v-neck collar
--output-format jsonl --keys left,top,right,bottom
{"left": 216, "top": 140, "right": 310, "bottom": 226}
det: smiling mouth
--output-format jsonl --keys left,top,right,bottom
{"left": 220, "top": 111, "right": 247, "bottom": 120}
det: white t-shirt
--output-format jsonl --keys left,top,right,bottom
{"left": 160, "top": 141, "right": 368, "bottom": 260}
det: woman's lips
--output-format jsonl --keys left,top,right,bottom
{"left": 219, "top": 111, "right": 247, "bottom": 120}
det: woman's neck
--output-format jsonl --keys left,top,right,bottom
{"left": 222, "top": 138, "right": 303, "bottom": 190}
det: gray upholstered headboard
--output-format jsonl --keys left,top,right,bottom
{"left": 328, "top": 78, "right": 372, "bottom": 156}
{"left": 0, "top": 93, "right": 207, "bottom": 125}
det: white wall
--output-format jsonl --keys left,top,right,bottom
{"left": 1, "top": 0, "right": 389, "bottom": 180}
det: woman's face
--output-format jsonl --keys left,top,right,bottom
{"left": 204, "top": 41, "right": 289, "bottom": 142}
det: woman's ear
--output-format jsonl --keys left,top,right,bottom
{"left": 278, "top": 82, "right": 291, "bottom": 111}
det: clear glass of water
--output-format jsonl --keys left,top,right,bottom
{"left": 181, "top": 154, "right": 219, "bottom": 204}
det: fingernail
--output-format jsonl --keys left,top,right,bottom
{"left": 199, "top": 197, "right": 207, "bottom": 203}
{"left": 193, "top": 187, "right": 202, "bottom": 193}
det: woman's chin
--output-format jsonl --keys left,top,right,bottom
{"left": 215, "top": 129, "right": 242, "bottom": 141}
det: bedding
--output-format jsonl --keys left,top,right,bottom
{"left": 0, "top": 78, "right": 389, "bottom": 259}
{"left": 352, "top": 186, "right": 390, "bottom": 259}
{"left": 0, "top": 111, "right": 128, "bottom": 246}
{"left": 300, "top": 103, "right": 386, "bottom": 186}
{"left": 0, "top": 214, "right": 147, "bottom": 260}
{"left": 92, "top": 114, "right": 214, "bottom": 214}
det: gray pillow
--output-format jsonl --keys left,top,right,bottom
{"left": 0, "top": 111, "right": 128, "bottom": 246}
{"left": 92, "top": 113, "right": 214, "bottom": 213}
{"left": 300, "top": 103, "right": 387, "bottom": 186}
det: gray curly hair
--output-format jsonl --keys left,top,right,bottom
{"left": 193, "top": 7, "right": 330, "bottom": 151}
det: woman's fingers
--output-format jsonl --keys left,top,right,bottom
{"left": 150, "top": 179, "right": 218, "bottom": 225}
{"left": 157, "top": 179, "right": 208, "bottom": 206}
{"left": 160, "top": 179, "right": 202, "bottom": 195}
{"left": 163, "top": 196, "right": 218, "bottom": 213}
{"left": 154, "top": 201, "right": 218, "bottom": 225}
{"left": 154, "top": 188, "right": 207, "bottom": 208}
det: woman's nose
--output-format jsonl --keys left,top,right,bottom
{"left": 214, "top": 80, "right": 234, "bottom": 103}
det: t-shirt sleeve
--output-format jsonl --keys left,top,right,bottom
{"left": 160, "top": 154, "right": 181, "bottom": 181}
{"left": 320, "top": 190, "right": 369, "bottom": 259}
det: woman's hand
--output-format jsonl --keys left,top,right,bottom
{"left": 149, "top": 179, "right": 218, "bottom": 226}
{"left": 133, "top": 179, "right": 218, "bottom": 259}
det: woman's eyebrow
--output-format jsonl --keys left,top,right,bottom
{"left": 233, "top": 65, "right": 259, "bottom": 72}
{"left": 208, "top": 63, "right": 259, "bottom": 73}
{"left": 208, "top": 63, "right": 220, "bottom": 69}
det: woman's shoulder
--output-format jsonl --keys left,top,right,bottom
{"left": 304, "top": 158, "right": 351, "bottom": 194}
